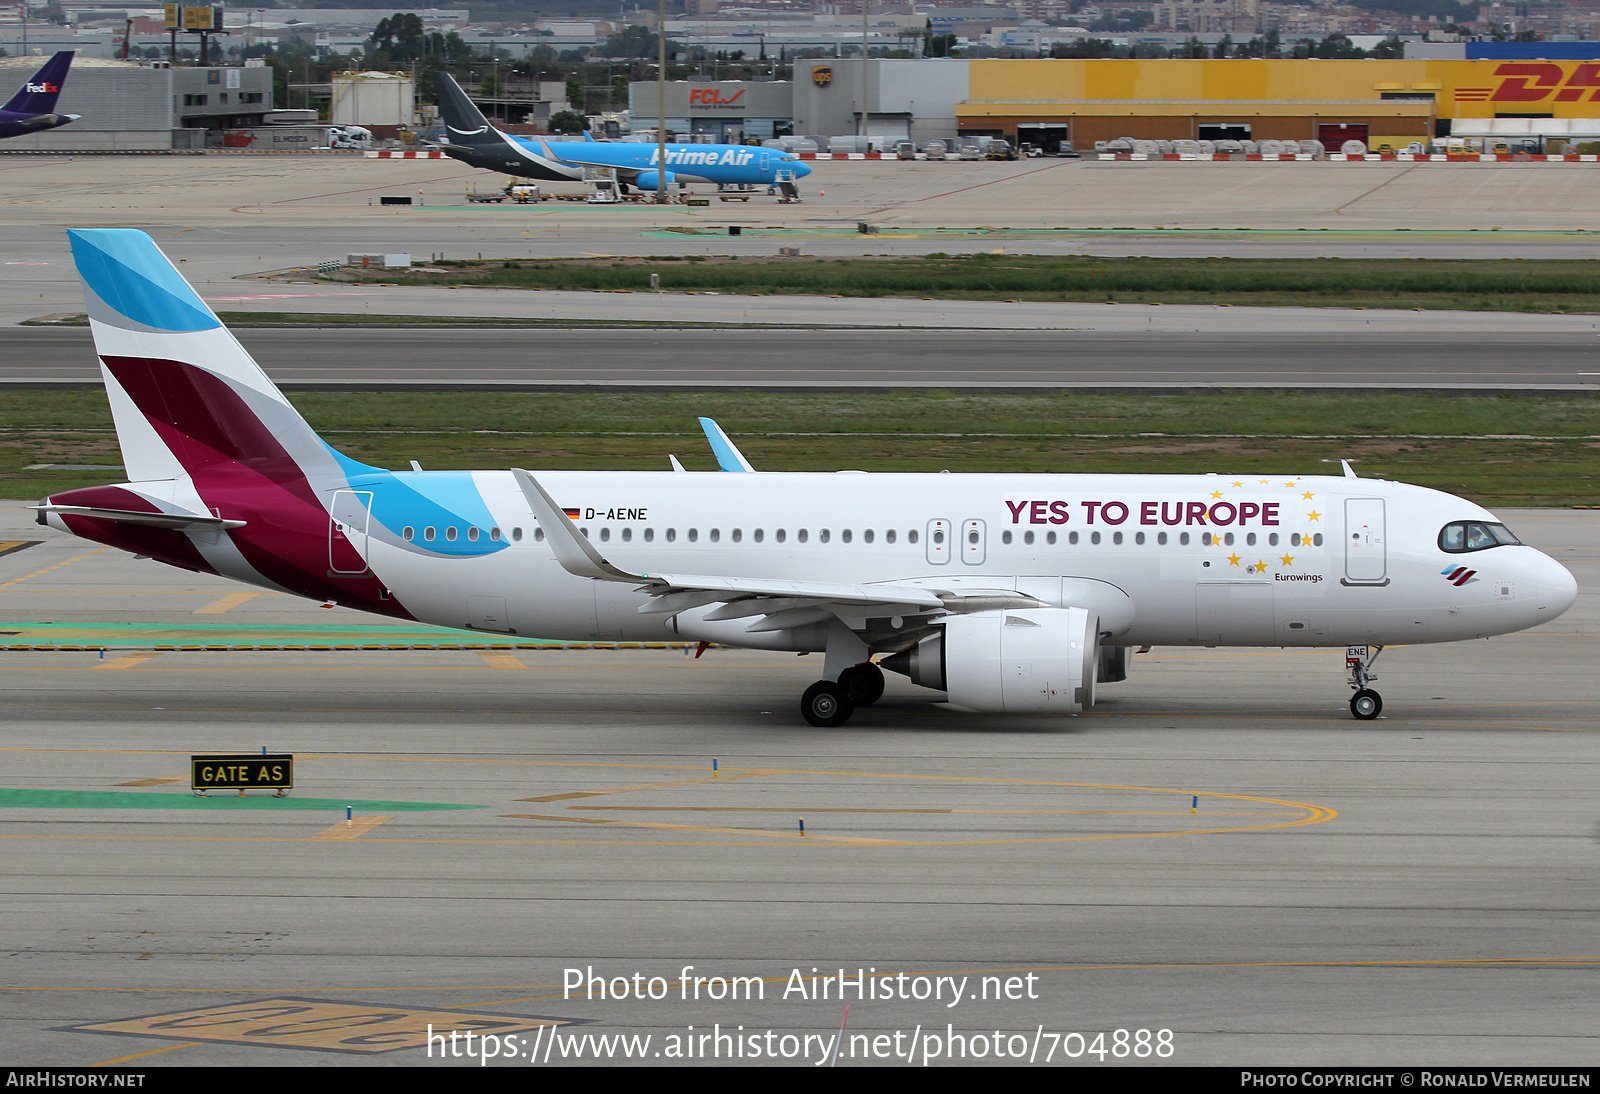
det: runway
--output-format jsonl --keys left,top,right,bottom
{"left": 1, "top": 506, "right": 1596, "bottom": 1065}
{"left": 7, "top": 326, "right": 1600, "bottom": 390}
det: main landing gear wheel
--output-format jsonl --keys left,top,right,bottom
{"left": 838, "top": 663, "right": 885, "bottom": 707}
{"left": 1350, "top": 689, "right": 1383, "bottom": 720}
{"left": 801, "top": 680, "right": 855, "bottom": 727}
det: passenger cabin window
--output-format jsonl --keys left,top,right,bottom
{"left": 1439, "top": 521, "right": 1520, "bottom": 553}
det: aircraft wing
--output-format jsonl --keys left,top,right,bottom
{"left": 511, "top": 469, "right": 960, "bottom": 619}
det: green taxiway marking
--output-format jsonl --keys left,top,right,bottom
{"left": 0, "top": 789, "right": 480, "bottom": 811}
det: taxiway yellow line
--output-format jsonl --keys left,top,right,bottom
{"left": 193, "top": 591, "right": 264, "bottom": 614}
{"left": 95, "top": 651, "right": 163, "bottom": 671}
{"left": 475, "top": 651, "right": 525, "bottom": 669}
{"left": 311, "top": 815, "right": 393, "bottom": 840}
{"left": 0, "top": 547, "right": 108, "bottom": 587}
{"left": 518, "top": 770, "right": 773, "bottom": 802}
{"left": 91, "top": 1042, "right": 200, "bottom": 1066}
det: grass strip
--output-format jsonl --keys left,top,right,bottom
{"left": 2, "top": 390, "right": 1594, "bottom": 505}
{"left": 324, "top": 254, "right": 1600, "bottom": 313}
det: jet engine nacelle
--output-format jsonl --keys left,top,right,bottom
{"left": 882, "top": 607, "right": 1099, "bottom": 714}
{"left": 635, "top": 170, "right": 675, "bottom": 191}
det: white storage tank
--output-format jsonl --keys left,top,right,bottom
{"left": 330, "top": 71, "right": 415, "bottom": 131}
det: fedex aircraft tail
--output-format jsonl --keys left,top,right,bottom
{"left": 68, "top": 228, "right": 356, "bottom": 486}
{"left": 4, "top": 51, "right": 74, "bottom": 115}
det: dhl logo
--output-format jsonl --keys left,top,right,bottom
{"left": 25, "top": 82, "right": 58, "bottom": 94}
{"left": 1456, "top": 62, "right": 1600, "bottom": 103}
{"left": 688, "top": 88, "right": 744, "bottom": 105}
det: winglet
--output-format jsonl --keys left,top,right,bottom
{"left": 511, "top": 468, "right": 641, "bottom": 581}
{"left": 698, "top": 417, "right": 756, "bottom": 472}
{"left": 668, "top": 454, "right": 686, "bottom": 472}
{"left": 1341, "top": 459, "right": 1358, "bottom": 479}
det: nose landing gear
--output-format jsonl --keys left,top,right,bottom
{"left": 1346, "top": 645, "right": 1384, "bottom": 720}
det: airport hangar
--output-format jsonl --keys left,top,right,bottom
{"left": 633, "top": 54, "right": 1600, "bottom": 153}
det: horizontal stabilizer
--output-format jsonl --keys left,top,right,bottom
{"left": 36, "top": 504, "right": 246, "bottom": 531}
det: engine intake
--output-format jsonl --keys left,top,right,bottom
{"left": 882, "top": 607, "right": 1099, "bottom": 714}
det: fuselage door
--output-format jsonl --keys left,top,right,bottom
{"left": 1344, "top": 498, "right": 1387, "bottom": 584}
{"left": 329, "top": 489, "right": 373, "bottom": 574}
{"left": 961, "top": 518, "right": 987, "bottom": 565}
{"left": 926, "top": 519, "right": 951, "bottom": 565}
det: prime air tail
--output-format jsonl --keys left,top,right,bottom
{"left": 436, "top": 72, "right": 494, "bottom": 140}
{"left": 67, "top": 228, "right": 363, "bottom": 488}
{"left": 4, "top": 51, "right": 74, "bottom": 115}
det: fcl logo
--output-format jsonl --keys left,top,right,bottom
{"left": 687, "top": 87, "right": 744, "bottom": 105}
{"left": 813, "top": 65, "right": 833, "bottom": 87}
{"left": 1456, "top": 62, "right": 1600, "bottom": 102}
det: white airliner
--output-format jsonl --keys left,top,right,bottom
{"left": 38, "top": 230, "right": 1578, "bottom": 725}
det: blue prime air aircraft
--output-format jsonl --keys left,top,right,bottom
{"left": 0, "top": 51, "right": 77, "bottom": 141}
{"left": 433, "top": 72, "right": 810, "bottom": 195}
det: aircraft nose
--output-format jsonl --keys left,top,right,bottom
{"left": 794, "top": 160, "right": 812, "bottom": 178}
{"left": 1532, "top": 552, "right": 1578, "bottom": 618}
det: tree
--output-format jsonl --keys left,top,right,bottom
{"left": 370, "top": 13, "right": 425, "bottom": 62}
{"left": 598, "top": 25, "right": 663, "bottom": 59}
{"left": 1215, "top": 34, "right": 1233, "bottom": 58}
{"left": 1373, "top": 35, "right": 1404, "bottom": 58}
{"left": 548, "top": 110, "right": 587, "bottom": 133}
{"left": 928, "top": 33, "right": 959, "bottom": 57}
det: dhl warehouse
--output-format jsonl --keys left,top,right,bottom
{"left": 644, "top": 57, "right": 1600, "bottom": 153}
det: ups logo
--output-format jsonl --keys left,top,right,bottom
{"left": 813, "top": 65, "right": 833, "bottom": 87}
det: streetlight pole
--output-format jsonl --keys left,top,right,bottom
{"left": 656, "top": 0, "right": 667, "bottom": 203}
{"left": 858, "top": 0, "right": 867, "bottom": 138}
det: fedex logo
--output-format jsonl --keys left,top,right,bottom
{"left": 688, "top": 88, "right": 744, "bottom": 106}
{"left": 1456, "top": 63, "right": 1600, "bottom": 103}
{"left": 25, "top": 81, "right": 58, "bottom": 94}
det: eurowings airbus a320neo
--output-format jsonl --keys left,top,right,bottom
{"left": 38, "top": 230, "right": 1578, "bottom": 725}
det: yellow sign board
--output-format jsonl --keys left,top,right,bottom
{"left": 164, "top": 5, "right": 223, "bottom": 30}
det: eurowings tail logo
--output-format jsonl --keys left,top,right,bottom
{"left": 1442, "top": 565, "right": 1478, "bottom": 587}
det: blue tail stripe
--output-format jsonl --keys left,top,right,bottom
{"left": 69, "top": 229, "right": 219, "bottom": 333}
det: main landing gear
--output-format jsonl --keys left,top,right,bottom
{"left": 1346, "top": 645, "right": 1384, "bottom": 720}
{"left": 801, "top": 662, "right": 884, "bottom": 727}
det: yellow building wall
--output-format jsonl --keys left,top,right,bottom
{"left": 964, "top": 58, "right": 1600, "bottom": 120}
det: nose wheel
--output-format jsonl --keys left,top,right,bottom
{"left": 1346, "top": 645, "right": 1384, "bottom": 721}
{"left": 1350, "top": 689, "right": 1383, "bottom": 720}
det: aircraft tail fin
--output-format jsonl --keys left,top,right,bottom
{"left": 4, "top": 50, "right": 73, "bottom": 115}
{"left": 436, "top": 71, "right": 495, "bottom": 140}
{"left": 67, "top": 228, "right": 362, "bottom": 486}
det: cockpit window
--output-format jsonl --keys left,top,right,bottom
{"left": 1439, "top": 521, "right": 1522, "bottom": 553}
